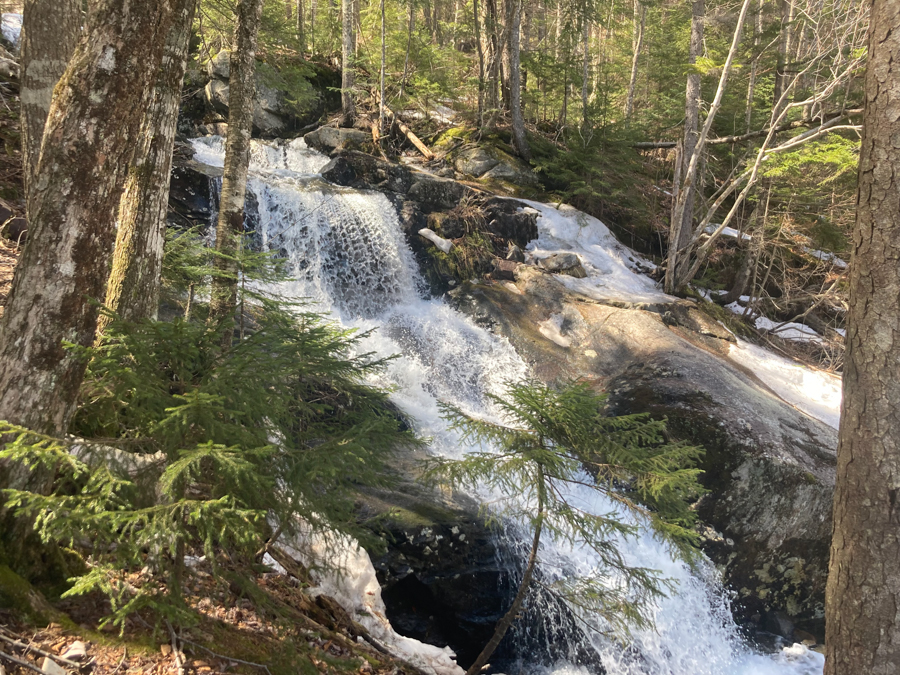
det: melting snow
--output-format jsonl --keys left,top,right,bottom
{"left": 754, "top": 316, "right": 824, "bottom": 344}
{"left": 728, "top": 339, "right": 842, "bottom": 429}
{"left": 523, "top": 200, "right": 672, "bottom": 304}
{"left": 705, "top": 224, "right": 752, "bottom": 241}
{"left": 803, "top": 247, "right": 848, "bottom": 269}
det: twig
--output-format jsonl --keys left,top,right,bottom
{"left": 178, "top": 637, "right": 272, "bottom": 674}
{"left": 0, "top": 649, "right": 44, "bottom": 674}
{"left": 0, "top": 633, "right": 83, "bottom": 668}
{"left": 166, "top": 620, "right": 185, "bottom": 675}
{"left": 110, "top": 646, "right": 127, "bottom": 675}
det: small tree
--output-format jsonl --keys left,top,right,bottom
{"left": 426, "top": 381, "right": 705, "bottom": 675}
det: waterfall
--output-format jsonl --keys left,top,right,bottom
{"left": 189, "top": 136, "right": 825, "bottom": 675}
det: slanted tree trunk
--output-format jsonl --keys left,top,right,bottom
{"left": 623, "top": 0, "right": 645, "bottom": 124}
{"left": 340, "top": 0, "right": 356, "bottom": 125}
{"left": 507, "top": 0, "right": 529, "bottom": 159}
{"left": 825, "top": 2, "right": 900, "bottom": 671}
{"left": 99, "top": 0, "right": 197, "bottom": 333}
{"left": 207, "top": 0, "right": 265, "bottom": 348}
{"left": 0, "top": 0, "right": 178, "bottom": 435}
{"left": 672, "top": 0, "right": 704, "bottom": 256}
{"left": 19, "top": 0, "right": 80, "bottom": 215}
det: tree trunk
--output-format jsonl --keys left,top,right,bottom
{"left": 623, "top": 0, "right": 645, "bottom": 124}
{"left": 400, "top": 0, "right": 414, "bottom": 98}
{"left": 674, "top": 0, "right": 704, "bottom": 254}
{"left": 99, "top": 0, "right": 197, "bottom": 333}
{"left": 0, "top": 0, "right": 178, "bottom": 435}
{"left": 473, "top": 0, "right": 485, "bottom": 124}
{"left": 744, "top": 0, "right": 762, "bottom": 133}
{"left": 825, "top": 2, "right": 900, "bottom": 672}
{"left": 485, "top": 0, "right": 501, "bottom": 125}
{"left": 340, "top": 0, "right": 356, "bottom": 125}
{"left": 285, "top": 0, "right": 292, "bottom": 19}
{"left": 507, "top": 0, "right": 529, "bottom": 159}
{"left": 580, "top": 13, "right": 590, "bottom": 140}
{"left": 773, "top": 0, "right": 795, "bottom": 108}
{"left": 465, "top": 470, "right": 545, "bottom": 675}
{"left": 19, "top": 0, "right": 80, "bottom": 216}
{"left": 297, "top": 0, "right": 305, "bottom": 48}
{"left": 207, "top": 0, "right": 265, "bottom": 349}
{"left": 379, "top": 0, "right": 385, "bottom": 134}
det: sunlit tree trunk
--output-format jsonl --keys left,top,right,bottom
{"left": 400, "top": 0, "right": 414, "bottom": 97}
{"left": 297, "top": 0, "right": 305, "bottom": 48}
{"left": 340, "top": 0, "right": 356, "bottom": 125}
{"left": 580, "top": 13, "right": 590, "bottom": 140}
{"left": 508, "top": 0, "right": 529, "bottom": 158}
{"left": 825, "top": 2, "right": 900, "bottom": 671}
{"left": 773, "top": 0, "right": 795, "bottom": 108}
{"left": 99, "top": 0, "right": 197, "bottom": 332}
{"left": 20, "top": 0, "right": 80, "bottom": 216}
{"left": 623, "top": 0, "right": 645, "bottom": 124}
{"left": 473, "top": 0, "right": 485, "bottom": 124}
{"left": 208, "top": 0, "right": 265, "bottom": 348}
{"left": 744, "top": 0, "right": 762, "bottom": 133}
{"left": 0, "top": 0, "right": 178, "bottom": 434}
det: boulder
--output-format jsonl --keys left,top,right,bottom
{"left": 449, "top": 267, "right": 837, "bottom": 642}
{"left": 454, "top": 146, "right": 499, "bottom": 177}
{"left": 318, "top": 150, "right": 413, "bottom": 193}
{"left": 427, "top": 212, "right": 466, "bottom": 239}
{"left": 492, "top": 258, "right": 520, "bottom": 281}
{"left": 537, "top": 252, "right": 587, "bottom": 278}
{"left": 481, "top": 159, "right": 538, "bottom": 186}
{"left": 407, "top": 174, "right": 473, "bottom": 212}
{"left": 304, "top": 127, "right": 372, "bottom": 155}
{"left": 1, "top": 217, "right": 26, "bottom": 244}
{"left": 483, "top": 197, "right": 538, "bottom": 247}
{"left": 205, "top": 79, "right": 290, "bottom": 136}
{"left": 168, "top": 159, "right": 222, "bottom": 227}
{"left": 207, "top": 50, "right": 231, "bottom": 80}
{"left": 506, "top": 244, "right": 526, "bottom": 263}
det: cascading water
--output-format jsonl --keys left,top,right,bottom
{"left": 189, "top": 136, "right": 825, "bottom": 675}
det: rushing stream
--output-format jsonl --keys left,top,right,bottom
{"left": 189, "top": 136, "right": 825, "bottom": 675}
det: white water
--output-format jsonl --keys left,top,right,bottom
{"left": 190, "top": 136, "right": 824, "bottom": 675}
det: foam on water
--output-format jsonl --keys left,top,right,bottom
{"left": 189, "top": 136, "right": 824, "bottom": 675}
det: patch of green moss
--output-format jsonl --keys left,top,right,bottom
{"left": 0, "top": 564, "right": 50, "bottom": 622}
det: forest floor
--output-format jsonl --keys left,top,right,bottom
{"left": 0, "top": 552, "right": 422, "bottom": 675}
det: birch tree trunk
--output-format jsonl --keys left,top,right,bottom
{"left": 623, "top": 0, "right": 645, "bottom": 124}
{"left": 207, "top": 0, "right": 265, "bottom": 348}
{"left": 825, "top": 2, "right": 900, "bottom": 671}
{"left": 20, "top": 0, "right": 80, "bottom": 215}
{"left": 297, "top": 0, "right": 304, "bottom": 49}
{"left": 507, "top": 0, "right": 529, "bottom": 159}
{"left": 0, "top": 0, "right": 178, "bottom": 434}
{"left": 99, "top": 0, "right": 197, "bottom": 332}
{"left": 340, "top": 0, "right": 356, "bottom": 125}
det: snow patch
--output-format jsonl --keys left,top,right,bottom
{"left": 728, "top": 339, "right": 842, "bottom": 429}
{"left": 418, "top": 228, "right": 454, "bottom": 254}
{"left": 1, "top": 13, "right": 21, "bottom": 48}
{"left": 523, "top": 200, "right": 672, "bottom": 304}
{"left": 538, "top": 313, "right": 572, "bottom": 347}
{"left": 802, "top": 247, "right": 848, "bottom": 269}
{"left": 278, "top": 529, "right": 464, "bottom": 675}
{"left": 755, "top": 316, "right": 824, "bottom": 344}
{"left": 705, "top": 224, "right": 752, "bottom": 241}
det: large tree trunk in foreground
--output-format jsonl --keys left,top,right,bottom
{"left": 20, "top": 0, "right": 80, "bottom": 215}
{"left": 207, "top": 0, "right": 265, "bottom": 348}
{"left": 99, "top": 0, "right": 197, "bottom": 332}
{"left": 0, "top": 0, "right": 177, "bottom": 435}
{"left": 340, "top": 0, "right": 356, "bottom": 125}
{"left": 825, "top": 2, "right": 900, "bottom": 672}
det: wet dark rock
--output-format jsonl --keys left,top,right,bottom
{"left": 506, "top": 245, "right": 526, "bottom": 263}
{"left": 427, "top": 212, "right": 466, "bottom": 239}
{"left": 304, "top": 127, "right": 372, "bottom": 155}
{"left": 407, "top": 174, "right": 473, "bottom": 212}
{"left": 537, "top": 252, "right": 587, "bottom": 278}
{"left": 319, "top": 156, "right": 357, "bottom": 186}
{"left": 320, "top": 151, "right": 413, "bottom": 193}
{"left": 1, "top": 216, "right": 26, "bottom": 244}
{"left": 168, "top": 159, "right": 221, "bottom": 228}
{"left": 482, "top": 197, "right": 538, "bottom": 247}
{"left": 492, "top": 258, "right": 520, "bottom": 281}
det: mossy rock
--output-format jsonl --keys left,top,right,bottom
{"left": 0, "top": 564, "right": 55, "bottom": 622}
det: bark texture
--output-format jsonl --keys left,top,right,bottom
{"left": 507, "top": 0, "right": 529, "bottom": 159}
{"left": 825, "top": 2, "right": 900, "bottom": 672}
{"left": 674, "top": 0, "right": 704, "bottom": 253}
{"left": 100, "top": 0, "right": 197, "bottom": 331}
{"left": 20, "top": 0, "right": 80, "bottom": 214}
{"left": 340, "top": 0, "right": 356, "bottom": 125}
{"left": 623, "top": 0, "right": 645, "bottom": 123}
{"left": 0, "top": 0, "right": 177, "bottom": 434}
{"left": 208, "top": 0, "right": 265, "bottom": 347}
